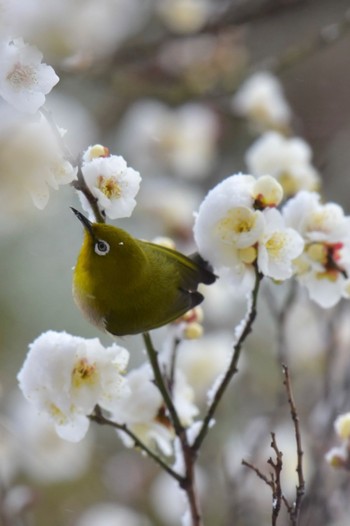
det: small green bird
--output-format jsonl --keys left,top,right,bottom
{"left": 71, "top": 208, "right": 216, "bottom": 336}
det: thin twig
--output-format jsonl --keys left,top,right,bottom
{"left": 89, "top": 405, "right": 183, "bottom": 483}
{"left": 143, "top": 332, "right": 184, "bottom": 436}
{"left": 169, "top": 336, "right": 181, "bottom": 395}
{"left": 242, "top": 432, "right": 288, "bottom": 526}
{"left": 282, "top": 365, "right": 305, "bottom": 525}
{"left": 71, "top": 169, "right": 106, "bottom": 223}
{"left": 42, "top": 106, "right": 105, "bottom": 224}
{"left": 142, "top": 332, "right": 203, "bottom": 526}
{"left": 241, "top": 459, "right": 272, "bottom": 487}
{"left": 268, "top": 433, "right": 284, "bottom": 525}
{"left": 192, "top": 268, "right": 263, "bottom": 452}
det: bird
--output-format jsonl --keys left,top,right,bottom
{"left": 71, "top": 208, "right": 216, "bottom": 336}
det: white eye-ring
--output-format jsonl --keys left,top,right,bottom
{"left": 94, "top": 239, "right": 110, "bottom": 256}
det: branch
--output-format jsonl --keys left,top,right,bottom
{"left": 192, "top": 268, "right": 263, "bottom": 452}
{"left": 143, "top": 332, "right": 184, "bottom": 436}
{"left": 41, "top": 106, "right": 105, "bottom": 224}
{"left": 168, "top": 336, "right": 181, "bottom": 395}
{"left": 89, "top": 405, "right": 183, "bottom": 483}
{"left": 282, "top": 365, "right": 305, "bottom": 525}
{"left": 242, "top": 432, "right": 288, "bottom": 526}
{"left": 143, "top": 333, "right": 203, "bottom": 525}
{"left": 71, "top": 169, "right": 106, "bottom": 224}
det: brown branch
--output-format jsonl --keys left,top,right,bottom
{"left": 282, "top": 365, "right": 305, "bottom": 525}
{"left": 41, "top": 106, "right": 105, "bottom": 224}
{"left": 192, "top": 267, "right": 263, "bottom": 452}
{"left": 71, "top": 168, "right": 106, "bottom": 224}
{"left": 242, "top": 366, "right": 305, "bottom": 525}
{"left": 241, "top": 459, "right": 273, "bottom": 488}
{"left": 89, "top": 405, "right": 183, "bottom": 483}
{"left": 242, "top": 432, "right": 288, "bottom": 526}
{"left": 142, "top": 332, "right": 203, "bottom": 526}
{"left": 268, "top": 433, "right": 284, "bottom": 525}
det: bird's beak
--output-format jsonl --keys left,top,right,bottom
{"left": 71, "top": 208, "right": 95, "bottom": 238}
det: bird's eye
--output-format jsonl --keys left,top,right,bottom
{"left": 94, "top": 240, "right": 110, "bottom": 256}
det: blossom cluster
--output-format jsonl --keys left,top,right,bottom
{"left": 284, "top": 191, "right": 350, "bottom": 307}
{"left": 194, "top": 172, "right": 350, "bottom": 308}
{"left": 194, "top": 173, "right": 304, "bottom": 289}
{"left": 17, "top": 330, "right": 199, "bottom": 454}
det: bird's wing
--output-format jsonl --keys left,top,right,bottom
{"left": 141, "top": 241, "right": 216, "bottom": 288}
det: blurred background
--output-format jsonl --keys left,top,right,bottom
{"left": 1, "top": 0, "right": 350, "bottom": 525}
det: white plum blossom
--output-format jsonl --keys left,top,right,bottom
{"left": 232, "top": 71, "right": 291, "bottom": 131}
{"left": 116, "top": 100, "right": 218, "bottom": 179}
{"left": 258, "top": 208, "right": 305, "bottom": 280}
{"left": 172, "top": 370, "right": 199, "bottom": 426}
{"left": 246, "top": 131, "right": 320, "bottom": 198}
{"left": 283, "top": 191, "right": 350, "bottom": 307}
{"left": 17, "top": 331, "right": 130, "bottom": 442}
{"left": 112, "top": 363, "right": 198, "bottom": 455}
{"left": 0, "top": 113, "right": 77, "bottom": 209}
{"left": 81, "top": 146, "right": 141, "bottom": 219}
{"left": 0, "top": 38, "right": 59, "bottom": 113}
{"left": 194, "top": 173, "right": 303, "bottom": 289}
{"left": 111, "top": 364, "right": 174, "bottom": 455}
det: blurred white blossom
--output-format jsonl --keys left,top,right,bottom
{"left": 0, "top": 0, "right": 151, "bottom": 65}
{"left": 0, "top": 113, "right": 77, "bottom": 209}
{"left": 112, "top": 363, "right": 198, "bottom": 455}
{"left": 111, "top": 364, "right": 174, "bottom": 455}
{"left": 194, "top": 174, "right": 303, "bottom": 288}
{"left": 17, "top": 331, "right": 130, "bottom": 442}
{"left": 326, "top": 413, "right": 350, "bottom": 470}
{"left": 151, "top": 461, "right": 206, "bottom": 525}
{"left": 232, "top": 71, "right": 291, "bottom": 131}
{"left": 150, "top": 472, "right": 187, "bottom": 525}
{"left": 156, "top": 0, "right": 213, "bottom": 34}
{"left": 81, "top": 147, "right": 141, "bottom": 219}
{"left": 335, "top": 413, "right": 350, "bottom": 440}
{"left": 116, "top": 100, "right": 218, "bottom": 179}
{"left": 246, "top": 131, "right": 320, "bottom": 198}
{"left": 140, "top": 177, "right": 202, "bottom": 238}
{"left": 0, "top": 417, "right": 19, "bottom": 484}
{"left": 0, "top": 38, "right": 59, "bottom": 113}
{"left": 283, "top": 191, "right": 350, "bottom": 307}
{"left": 11, "top": 396, "right": 93, "bottom": 481}
{"left": 176, "top": 331, "right": 233, "bottom": 400}
{"left": 75, "top": 503, "right": 150, "bottom": 526}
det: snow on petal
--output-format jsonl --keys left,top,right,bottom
{"left": 17, "top": 331, "right": 130, "bottom": 442}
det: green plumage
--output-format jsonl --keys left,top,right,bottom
{"left": 72, "top": 210, "right": 216, "bottom": 336}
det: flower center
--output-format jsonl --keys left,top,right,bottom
{"left": 7, "top": 63, "right": 37, "bottom": 90}
{"left": 96, "top": 175, "right": 122, "bottom": 199}
{"left": 72, "top": 358, "right": 97, "bottom": 388}
{"left": 265, "top": 232, "right": 286, "bottom": 257}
